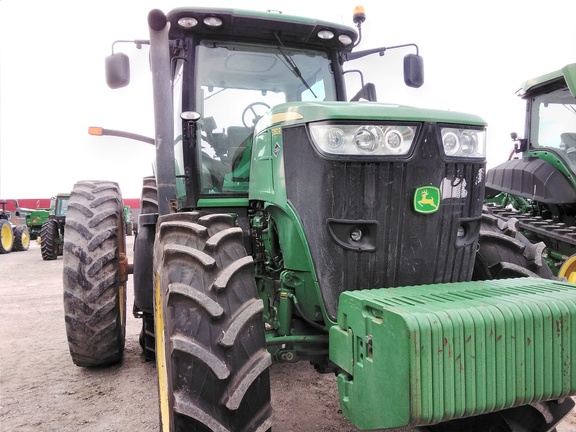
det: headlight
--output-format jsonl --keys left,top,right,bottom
{"left": 441, "top": 127, "right": 485, "bottom": 158}
{"left": 309, "top": 123, "right": 418, "bottom": 157}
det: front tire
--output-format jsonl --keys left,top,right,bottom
{"left": 63, "top": 180, "right": 127, "bottom": 367}
{"left": 473, "top": 213, "right": 554, "bottom": 280}
{"left": 13, "top": 225, "right": 30, "bottom": 251}
{"left": 155, "top": 212, "right": 273, "bottom": 431}
{"left": 40, "top": 221, "right": 58, "bottom": 260}
{"left": 0, "top": 219, "right": 13, "bottom": 254}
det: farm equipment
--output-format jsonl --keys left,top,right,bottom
{"left": 63, "top": 7, "right": 576, "bottom": 432}
{"left": 24, "top": 207, "right": 50, "bottom": 240}
{"left": 40, "top": 193, "right": 70, "bottom": 260}
{"left": 123, "top": 205, "right": 136, "bottom": 236}
{"left": 483, "top": 63, "right": 576, "bottom": 281}
{"left": 0, "top": 200, "right": 30, "bottom": 254}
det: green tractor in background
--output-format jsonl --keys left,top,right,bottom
{"left": 483, "top": 63, "right": 576, "bottom": 281}
{"left": 24, "top": 207, "right": 51, "bottom": 240}
{"left": 0, "top": 200, "right": 30, "bottom": 254}
{"left": 123, "top": 205, "right": 136, "bottom": 236}
{"left": 63, "top": 7, "right": 576, "bottom": 432}
{"left": 40, "top": 193, "right": 70, "bottom": 260}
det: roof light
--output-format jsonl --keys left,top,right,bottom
{"left": 177, "top": 17, "right": 198, "bottom": 28}
{"left": 338, "top": 34, "right": 353, "bottom": 46}
{"left": 203, "top": 16, "right": 223, "bottom": 27}
{"left": 317, "top": 30, "right": 334, "bottom": 40}
{"left": 353, "top": 5, "right": 366, "bottom": 25}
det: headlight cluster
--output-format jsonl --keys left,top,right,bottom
{"left": 309, "top": 123, "right": 418, "bottom": 156}
{"left": 441, "top": 127, "right": 485, "bottom": 158}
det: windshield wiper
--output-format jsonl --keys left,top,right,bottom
{"left": 274, "top": 32, "right": 317, "bottom": 98}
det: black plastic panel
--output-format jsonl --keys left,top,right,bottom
{"left": 486, "top": 157, "right": 576, "bottom": 204}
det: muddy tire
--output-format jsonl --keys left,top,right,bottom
{"left": 473, "top": 213, "right": 554, "bottom": 280}
{"left": 141, "top": 176, "right": 159, "bottom": 214}
{"left": 134, "top": 176, "right": 159, "bottom": 360}
{"left": 63, "top": 180, "right": 127, "bottom": 367}
{"left": 154, "top": 212, "right": 273, "bottom": 432}
{"left": 40, "top": 221, "right": 58, "bottom": 260}
{"left": 0, "top": 219, "right": 13, "bottom": 254}
{"left": 12, "top": 225, "right": 30, "bottom": 251}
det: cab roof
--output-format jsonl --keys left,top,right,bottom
{"left": 517, "top": 62, "right": 576, "bottom": 98}
{"left": 166, "top": 7, "right": 358, "bottom": 52}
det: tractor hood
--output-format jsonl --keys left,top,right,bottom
{"left": 255, "top": 101, "right": 486, "bottom": 133}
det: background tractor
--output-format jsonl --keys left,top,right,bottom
{"left": 123, "top": 205, "right": 137, "bottom": 236}
{"left": 63, "top": 7, "right": 576, "bottom": 432}
{"left": 0, "top": 200, "right": 30, "bottom": 254}
{"left": 24, "top": 207, "right": 50, "bottom": 240}
{"left": 40, "top": 193, "right": 70, "bottom": 260}
{"left": 482, "top": 63, "right": 576, "bottom": 282}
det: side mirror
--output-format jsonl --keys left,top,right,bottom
{"left": 105, "top": 53, "right": 130, "bottom": 89}
{"left": 350, "top": 83, "right": 377, "bottom": 102}
{"left": 403, "top": 54, "right": 424, "bottom": 88}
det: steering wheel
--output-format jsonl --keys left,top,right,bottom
{"left": 242, "top": 102, "right": 271, "bottom": 128}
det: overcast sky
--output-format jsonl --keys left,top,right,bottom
{"left": 1, "top": 0, "right": 575, "bottom": 199}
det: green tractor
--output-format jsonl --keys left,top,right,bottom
{"left": 0, "top": 200, "right": 30, "bottom": 254}
{"left": 63, "top": 7, "right": 576, "bottom": 432}
{"left": 24, "top": 207, "right": 50, "bottom": 240}
{"left": 483, "top": 63, "right": 576, "bottom": 282}
{"left": 40, "top": 193, "right": 70, "bottom": 260}
{"left": 123, "top": 205, "right": 137, "bottom": 236}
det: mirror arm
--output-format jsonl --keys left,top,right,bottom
{"left": 111, "top": 39, "right": 150, "bottom": 54}
{"left": 345, "top": 43, "right": 419, "bottom": 62}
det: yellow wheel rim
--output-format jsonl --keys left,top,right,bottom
{"left": 21, "top": 230, "right": 30, "bottom": 249}
{"left": 1, "top": 223, "right": 13, "bottom": 250}
{"left": 155, "top": 272, "right": 170, "bottom": 431}
{"left": 559, "top": 254, "right": 576, "bottom": 284}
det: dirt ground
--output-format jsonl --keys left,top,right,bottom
{"left": 1, "top": 237, "right": 575, "bottom": 432}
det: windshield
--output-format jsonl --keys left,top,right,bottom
{"left": 55, "top": 197, "right": 69, "bottom": 217}
{"left": 195, "top": 40, "right": 335, "bottom": 195}
{"left": 530, "top": 86, "right": 576, "bottom": 167}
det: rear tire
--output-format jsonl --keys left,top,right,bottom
{"left": 154, "top": 212, "right": 273, "bottom": 432}
{"left": 473, "top": 213, "right": 554, "bottom": 280}
{"left": 0, "top": 219, "right": 13, "bottom": 254}
{"left": 13, "top": 225, "right": 30, "bottom": 251}
{"left": 134, "top": 176, "right": 159, "bottom": 360}
{"left": 63, "top": 180, "right": 127, "bottom": 367}
{"left": 40, "top": 221, "right": 58, "bottom": 260}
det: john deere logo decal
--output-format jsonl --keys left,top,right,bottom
{"left": 414, "top": 186, "right": 440, "bottom": 214}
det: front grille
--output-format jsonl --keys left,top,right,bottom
{"left": 283, "top": 123, "right": 485, "bottom": 319}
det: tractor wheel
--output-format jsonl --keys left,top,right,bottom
{"left": 12, "top": 225, "right": 30, "bottom": 251}
{"left": 473, "top": 213, "right": 554, "bottom": 280}
{"left": 40, "top": 221, "right": 58, "bottom": 260}
{"left": 63, "top": 180, "right": 127, "bottom": 367}
{"left": 141, "top": 175, "right": 159, "bottom": 214}
{"left": 134, "top": 175, "right": 159, "bottom": 360}
{"left": 154, "top": 212, "right": 273, "bottom": 432}
{"left": 0, "top": 219, "right": 13, "bottom": 254}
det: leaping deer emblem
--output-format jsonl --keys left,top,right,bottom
{"left": 418, "top": 190, "right": 438, "bottom": 209}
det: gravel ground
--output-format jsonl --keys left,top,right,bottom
{"left": 0, "top": 237, "right": 574, "bottom": 431}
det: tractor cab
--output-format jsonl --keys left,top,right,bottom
{"left": 517, "top": 63, "right": 576, "bottom": 168}
{"left": 106, "top": 7, "right": 423, "bottom": 209}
